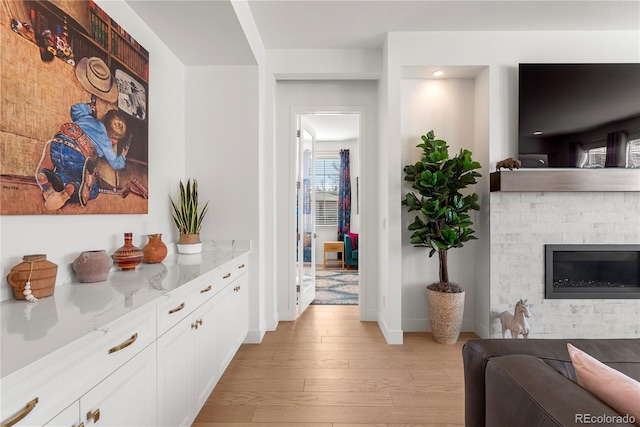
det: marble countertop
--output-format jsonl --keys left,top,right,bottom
{"left": 1, "top": 241, "right": 250, "bottom": 379}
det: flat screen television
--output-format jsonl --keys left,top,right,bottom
{"left": 518, "top": 63, "right": 640, "bottom": 168}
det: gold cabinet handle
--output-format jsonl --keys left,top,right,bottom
{"left": 108, "top": 333, "right": 138, "bottom": 354}
{"left": 197, "top": 319, "right": 203, "bottom": 326}
{"left": 2, "top": 397, "right": 38, "bottom": 427}
{"left": 77, "top": 422, "right": 85, "bottom": 427}
{"left": 168, "top": 302, "right": 185, "bottom": 314}
{"left": 223, "top": 273, "right": 231, "bottom": 279}
{"left": 238, "top": 263, "right": 245, "bottom": 269}
{"left": 191, "top": 319, "right": 203, "bottom": 329}
{"left": 87, "top": 408, "right": 100, "bottom": 423}
{"left": 234, "top": 286, "right": 240, "bottom": 292}
{"left": 200, "top": 285, "right": 212, "bottom": 293}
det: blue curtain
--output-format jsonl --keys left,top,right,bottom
{"left": 338, "top": 149, "right": 351, "bottom": 241}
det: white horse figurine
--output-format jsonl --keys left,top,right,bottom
{"left": 500, "top": 299, "right": 531, "bottom": 339}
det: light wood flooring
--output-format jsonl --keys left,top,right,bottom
{"left": 194, "top": 304, "right": 477, "bottom": 427}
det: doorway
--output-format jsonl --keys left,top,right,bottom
{"left": 295, "top": 111, "right": 361, "bottom": 317}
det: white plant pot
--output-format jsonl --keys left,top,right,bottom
{"left": 176, "top": 242, "right": 203, "bottom": 254}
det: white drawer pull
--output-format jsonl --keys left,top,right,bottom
{"left": 108, "top": 333, "right": 138, "bottom": 354}
{"left": 168, "top": 302, "right": 185, "bottom": 314}
{"left": 2, "top": 397, "right": 38, "bottom": 426}
{"left": 223, "top": 273, "right": 231, "bottom": 279}
{"left": 200, "top": 285, "right": 212, "bottom": 293}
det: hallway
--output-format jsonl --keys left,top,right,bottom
{"left": 194, "top": 305, "right": 474, "bottom": 426}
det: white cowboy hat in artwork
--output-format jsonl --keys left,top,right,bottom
{"left": 75, "top": 57, "right": 118, "bottom": 103}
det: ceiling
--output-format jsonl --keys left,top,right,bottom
{"left": 303, "top": 113, "right": 360, "bottom": 142}
{"left": 126, "top": 0, "right": 640, "bottom": 66}
{"left": 125, "top": 0, "right": 639, "bottom": 140}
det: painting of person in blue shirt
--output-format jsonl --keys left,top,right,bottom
{"left": 36, "top": 97, "right": 129, "bottom": 210}
{"left": 35, "top": 56, "right": 131, "bottom": 210}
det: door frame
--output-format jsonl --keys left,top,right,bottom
{"left": 288, "top": 106, "right": 365, "bottom": 319}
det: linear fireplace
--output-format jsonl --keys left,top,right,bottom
{"left": 545, "top": 244, "right": 640, "bottom": 299}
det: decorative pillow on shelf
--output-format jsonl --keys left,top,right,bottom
{"left": 347, "top": 232, "right": 358, "bottom": 249}
{"left": 567, "top": 343, "right": 640, "bottom": 426}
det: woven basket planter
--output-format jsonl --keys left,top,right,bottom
{"left": 426, "top": 287, "right": 465, "bottom": 345}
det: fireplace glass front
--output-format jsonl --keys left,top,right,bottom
{"left": 545, "top": 244, "right": 640, "bottom": 299}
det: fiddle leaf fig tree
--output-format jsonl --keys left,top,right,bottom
{"left": 402, "top": 130, "right": 482, "bottom": 290}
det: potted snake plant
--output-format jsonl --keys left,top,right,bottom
{"left": 170, "top": 179, "right": 210, "bottom": 254}
{"left": 402, "top": 130, "right": 481, "bottom": 344}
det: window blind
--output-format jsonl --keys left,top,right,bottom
{"left": 315, "top": 153, "right": 340, "bottom": 226}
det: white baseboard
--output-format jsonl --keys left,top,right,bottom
{"left": 377, "top": 314, "right": 403, "bottom": 344}
{"left": 244, "top": 329, "right": 266, "bottom": 344}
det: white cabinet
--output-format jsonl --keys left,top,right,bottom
{"left": 1, "top": 249, "right": 250, "bottom": 427}
{"left": 217, "top": 258, "right": 249, "bottom": 373}
{"left": 192, "top": 296, "right": 218, "bottom": 409}
{"left": 80, "top": 343, "right": 156, "bottom": 427}
{"left": 43, "top": 401, "right": 80, "bottom": 427}
{"left": 46, "top": 343, "right": 157, "bottom": 427}
{"left": 2, "top": 309, "right": 156, "bottom": 427}
{"left": 157, "top": 294, "right": 218, "bottom": 427}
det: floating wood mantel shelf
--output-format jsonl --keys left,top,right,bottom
{"left": 490, "top": 169, "right": 640, "bottom": 192}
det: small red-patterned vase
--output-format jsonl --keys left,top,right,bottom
{"left": 112, "top": 233, "right": 143, "bottom": 271}
{"left": 143, "top": 233, "right": 168, "bottom": 263}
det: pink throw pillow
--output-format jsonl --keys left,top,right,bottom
{"left": 567, "top": 343, "right": 640, "bottom": 426}
{"left": 347, "top": 232, "right": 358, "bottom": 249}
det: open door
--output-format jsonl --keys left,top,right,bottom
{"left": 296, "top": 117, "right": 316, "bottom": 315}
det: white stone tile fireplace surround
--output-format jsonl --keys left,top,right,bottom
{"left": 490, "top": 191, "right": 640, "bottom": 338}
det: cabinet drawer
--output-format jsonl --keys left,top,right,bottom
{"left": 157, "top": 275, "right": 217, "bottom": 336}
{"left": 324, "top": 242, "right": 343, "bottom": 252}
{"left": 218, "top": 254, "right": 249, "bottom": 289}
{"left": 98, "top": 311, "right": 156, "bottom": 367}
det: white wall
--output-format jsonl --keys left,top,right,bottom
{"left": 473, "top": 68, "right": 491, "bottom": 338}
{"left": 400, "top": 78, "right": 481, "bottom": 332}
{"left": 1, "top": 0, "right": 186, "bottom": 302}
{"left": 273, "top": 80, "right": 379, "bottom": 322}
{"left": 384, "top": 30, "right": 639, "bottom": 338}
{"left": 184, "top": 65, "right": 261, "bottom": 341}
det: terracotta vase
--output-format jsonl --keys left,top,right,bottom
{"left": 112, "top": 233, "right": 143, "bottom": 271}
{"left": 73, "top": 250, "right": 112, "bottom": 283}
{"left": 7, "top": 254, "right": 57, "bottom": 300}
{"left": 143, "top": 233, "right": 168, "bottom": 263}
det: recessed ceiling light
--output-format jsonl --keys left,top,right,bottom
{"left": 432, "top": 70, "right": 444, "bottom": 77}
{"left": 534, "top": 131, "right": 542, "bottom": 136}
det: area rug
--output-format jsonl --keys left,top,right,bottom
{"left": 311, "top": 269, "right": 359, "bottom": 305}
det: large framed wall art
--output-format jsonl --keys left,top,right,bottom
{"left": 1, "top": 0, "right": 149, "bottom": 215}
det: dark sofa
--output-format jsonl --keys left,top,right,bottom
{"left": 463, "top": 339, "right": 640, "bottom": 427}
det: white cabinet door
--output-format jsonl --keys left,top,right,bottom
{"left": 157, "top": 294, "right": 218, "bottom": 426}
{"left": 157, "top": 315, "right": 192, "bottom": 427}
{"left": 43, "top": 401, "right": 81, "bottom": 427}
{"left": 81, "top": 344, "right": 156, "bottom": 427}
{"left": 217, "top": 272, "right": 248, "bottom": 373}
{"left": 192, "top": 296, "right": 218, "bottom": 410}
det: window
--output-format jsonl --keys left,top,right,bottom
{"left": 627, "top": 138, "right": 640, "bottom": 168}
{"left": 315, "top": 153, "right": 340, "bottom": 226}
{"left": 580, "top": 146, "right": 606, "bottom": 168}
